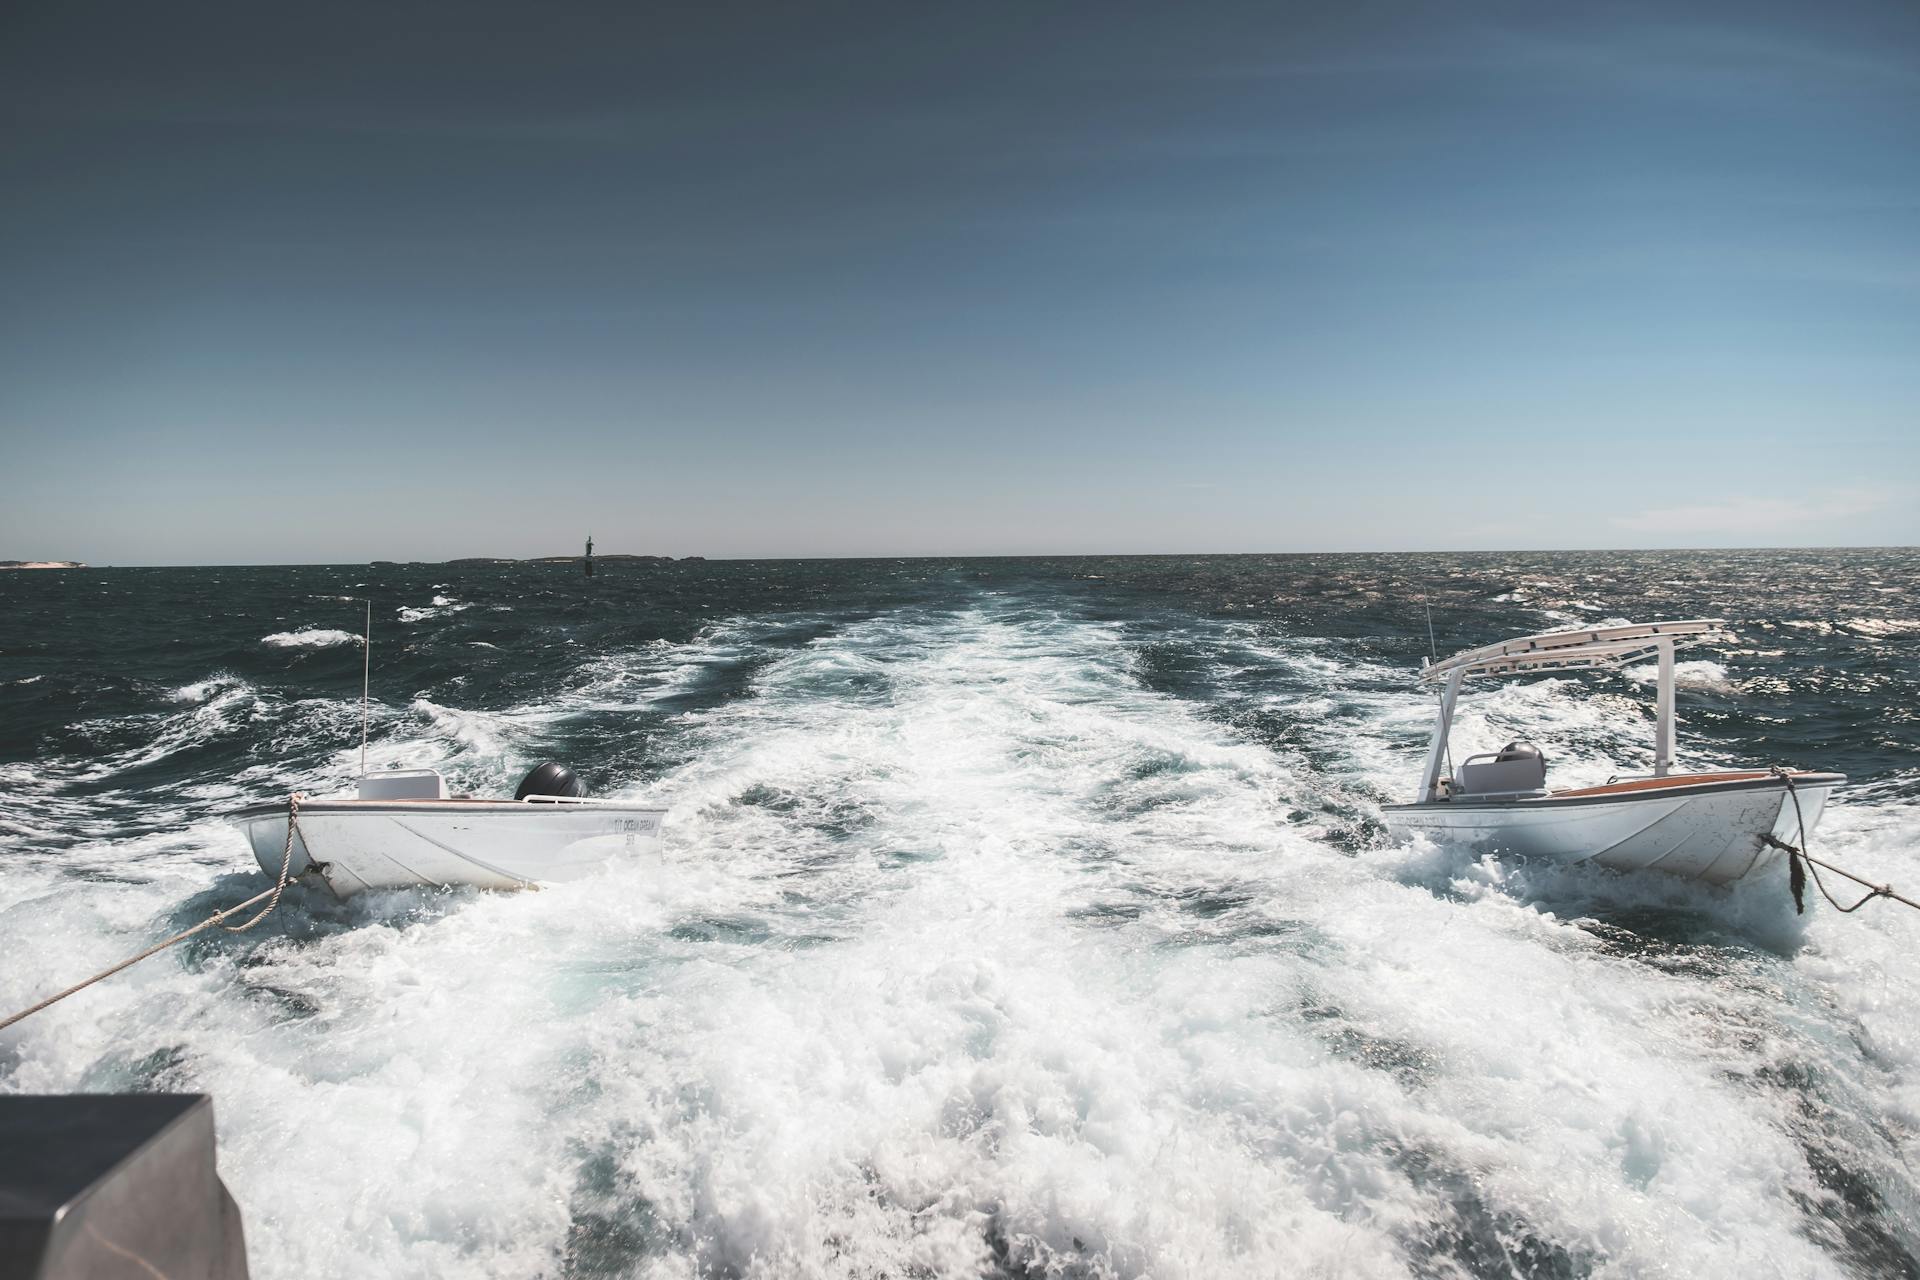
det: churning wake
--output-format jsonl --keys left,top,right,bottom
{"left": 2, "top": 556, "right": 1918, "bottom": 1278}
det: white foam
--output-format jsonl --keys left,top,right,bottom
{"left": 555, "top": 630, "right": 755, "bottom": 713}
{"left": 1622, "top": 658, "right": 1734, "bottom": 691}
{"left": 396, "top": 597, "right": 472, "bottom": 623}
{"left": 172, "top": 674, "right": 247, "bottom": 704}
{"left": 262, "top": 629, "right": 360, "bottom": 648}
{"left": 2, "top": 602, "right": 1913, "bottom": 1277}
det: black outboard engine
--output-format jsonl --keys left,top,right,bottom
{"left": 1496, "top": 740, "right": 1545, "bottom": 767}
{"left": 515, "top": 762, "right": 588, "bottom": 801}
{"left": 1495, "top": 740, "right": 1547, "bottom": 789}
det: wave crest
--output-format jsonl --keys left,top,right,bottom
{"left": 263, "top": 628, "right": 361, "bottom": 648}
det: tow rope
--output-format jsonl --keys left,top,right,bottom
{"left": 1765, "top": 769, "right": 1916, "bottom": 916}
{"left": 0, "top": 792, "right": 305, "bottom": 1034}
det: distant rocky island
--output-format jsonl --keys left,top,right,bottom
{"left": 375, "top": 554, "right": 701, "bottom": 567}
{"left": 0, "top": 560, "right": 86, "bottom": 570}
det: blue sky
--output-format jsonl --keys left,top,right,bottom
{"left": 1, "top": 0, "right": 1915, "bottom": 562}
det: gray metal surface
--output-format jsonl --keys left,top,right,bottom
{"left": 0, "top": 1094, "right": 249, "bottom": 1280}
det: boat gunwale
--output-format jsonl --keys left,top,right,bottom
{"left": 1383, "top": 770, "right": 1844, "bottom": 814}
{"left": 233, "top": 798, "right": 669, "bottom": 821}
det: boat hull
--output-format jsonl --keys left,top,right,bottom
{"left": 1383, "top": 773, "right": 1842, "bottom": 885}
{"left": 234, "top": 800, "right": 667, "bottom": 897}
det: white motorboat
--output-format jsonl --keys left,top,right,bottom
{"left": 234, "top": 764, "right": 666, "bottom": 898}
{"left": 1382, "top": 620, "right": 1844, "bottom": 885}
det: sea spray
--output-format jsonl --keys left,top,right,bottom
{"left": 0, "top": 552, "right": 1915, "bottom": 1276}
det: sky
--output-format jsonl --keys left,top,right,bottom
{"left": 0, "top": 0, "right": 1915, "bottom": 563}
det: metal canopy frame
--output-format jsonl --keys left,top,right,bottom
{"left": 1414, "top": 620, "right": 1728, "bottom": 803}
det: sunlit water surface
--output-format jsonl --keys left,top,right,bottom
{"left": 2, "top": 552, "right": 1917, "bottom": 1277}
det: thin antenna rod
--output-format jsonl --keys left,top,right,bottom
{"left": 1424, "top": 600, "right": 1439, "bottom": 662}
{"left": 361, "top": 598, "right": 371, "bottom": 775}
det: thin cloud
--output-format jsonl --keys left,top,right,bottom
{"left": 1613, "top": 490, "right": 1891, "bottom": 536}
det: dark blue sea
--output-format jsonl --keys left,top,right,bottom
{"left": 2, "top": 551, "right": 1917, "bottom": 1278}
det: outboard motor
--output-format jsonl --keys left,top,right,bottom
{"left": 1496, "top": 740, "right": 1545, "bottom": 767}
{"left": 514, "top": 762, "right": 588, "bottom": 801}
{"left": 1496, "top": 740, "right": 1547, "bottom": 790}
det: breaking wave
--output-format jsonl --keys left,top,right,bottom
{"left": 2, "top": 552, "right": 1917, "bottom": 1277}
{"left": 1622, "top": 657, "right": 1735, "bottom": 691}
{"left": 261, "top": 628, "right": 360, "bottom": 648}
{"left": 397, "top": 594, "right": 473, "bottom": 623}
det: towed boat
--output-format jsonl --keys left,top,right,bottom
{"left": 1383, "top": 620, "right": 1843, "bottom": 885}
{"left": 234, "top": 763, "right": 666, "bottom": 898}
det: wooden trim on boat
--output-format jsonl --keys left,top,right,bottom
{"left": 1550, "top": 771, "right": 1779, "bottom": 799}
{"left": 1384, "top": 770, "right": 1844, "bottom": 814}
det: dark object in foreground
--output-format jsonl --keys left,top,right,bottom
{"left": 0, "top": 1094, "right": 249, "bottom": 1280}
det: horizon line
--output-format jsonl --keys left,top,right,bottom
{"left": 8, "top": 543, "right": 1916, "bottom": 570}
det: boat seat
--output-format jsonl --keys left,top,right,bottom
{"left": 356, "top": 769, "right": 448, "bottom": 801}
{"left": 1454, "top": 742, "right": 1547, "bottom": 797}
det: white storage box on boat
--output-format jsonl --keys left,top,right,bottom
{"left": 352, "top": 768, "right": 447, "bottom": 801}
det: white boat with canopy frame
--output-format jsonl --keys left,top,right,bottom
{"left": 1382, "top": 620, "right": 1844, "bottom": 885}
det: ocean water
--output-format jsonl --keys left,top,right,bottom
{"left": 1, "top": 550, "right": 1917, "bottom": 1279}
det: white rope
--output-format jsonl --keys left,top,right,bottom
{"left": 1763, "top": 768, "right": 1915, "bottom": 915}
{"left": 221, "top": 790, "right": 303, "bottom": 931}
{"left": 0, "top": 792, "right": 306, "bottom": 1034}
